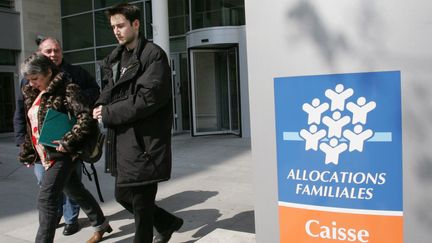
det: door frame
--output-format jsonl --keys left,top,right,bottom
{"left": 0, "top": 66, "right": 18, "bottom": 133}
{"left": 188, "top": 45, "right": 241, "bottom": 136}
{"left": 170, "top": 53, "right": 183, "bottom": 134}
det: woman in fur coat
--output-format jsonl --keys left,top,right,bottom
{"left": 19, "top": 53, "right": 111, "bottom": 243}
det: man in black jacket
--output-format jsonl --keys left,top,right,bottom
{"left": 92, "top": 3, "right": 182, "bottom": 243}
{"left": 13, "top": 37, "right": 100, "bottom": 236}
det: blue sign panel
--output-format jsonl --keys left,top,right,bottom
{"left": 274, "top": 71, "right": 402, "bottom": 211}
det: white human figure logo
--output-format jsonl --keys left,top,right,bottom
{"left": 343, "top": 125, "right": 373, "bottom": 152}
{"left": 299, "top": 124, "right": 327, "bottom": 151}
{"left": 302, "top": 98, "right": 329, "bottom": 125}
{"left": 325, "top": 84, "right": 354, "bottom": 111}
{"left": 322, "top": 111, "right": 351, "bottom": 138}
{"left": 319, "top": 138, "right": 348, "bottom": 165}
{"left": 346, "top": 97, "right": 376, "bottom": 124}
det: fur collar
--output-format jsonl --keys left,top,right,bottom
{"left": 46, "top": 72, "right": 68, "bottom": 94}
{"left": 22, "top": 72, "right": 69, "bottom": 107}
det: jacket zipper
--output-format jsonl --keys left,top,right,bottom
{"left": 120, "top": 62, "right": 139, "bottom": 78}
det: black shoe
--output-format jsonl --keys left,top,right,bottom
{"left": 63, "top": 222, "right": 80, "bottom": 236}
{"left": 153, "top": 217, "right": 183, "bottom": 243}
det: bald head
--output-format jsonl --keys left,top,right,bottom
{"left": 38, "top": 38, "right": 63, "bottom": 66}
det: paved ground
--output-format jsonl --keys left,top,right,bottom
{"left": 0, "top": 133, "right": 255, "bottom": 242}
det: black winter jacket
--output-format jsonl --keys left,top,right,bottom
{"left": 96, "top": 36, "right": 173, "bottom": 187}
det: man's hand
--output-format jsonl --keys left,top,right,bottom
{"left": 93, "top": 105, "right": 103, "bottom": 120}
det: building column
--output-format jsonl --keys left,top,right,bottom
{"left": 151, "top": 0, "right": 170, "bottom": 58}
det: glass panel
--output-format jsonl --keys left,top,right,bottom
{"left": 62, "top": 13, "right": 94, "bottom": 50}
{"left": 193, "top": 0, "right": 222, "bottom": 12}
{"left": 191, "top": 0, "right": 245, "bottom": 29}
{"left": 169, "top": 16, "right": 189, "bottom": 36}
{"left": 0, "top": 72, "right": 15, "bottom": 132}
{"left": 0, "top": 49, "right": 15, "bottom": 65}
{"left": 61, "top": 0, "right": 92, "bottom": 16}
{"left": 0, "top": 0, "right": 14, "bottom": 9}
{"left": 77, "top": 63, "right": 96, "bottom": 78}
{"left": 228, "top": 48, "right": 239, "bottom": 133}
{"left": 135, "top": 3, "right": 146, "bottom": 37}
{"left": 95, "top": 10, "right": 118, "bottom": 46}
{"left": 169, "top": 37, "right": 186, "bottom": 53}
{"left": 95, "top": 2, "right": 145, "bottom": 40}
{"left": 191, "top": 48, "right": 240, "bottom": 135}
{"left": 180, "top": 53, "right": 189, "bottom": 130}
{"left": 168, "top": 0, "right": 189, "bottom": 35}
{"left": 222, "top": 5, "right": 245, "bottom": 26}
{"left": 63, "top": 49, "right": 94, "bottom": 64}
{"left": 145, "top": 1, "right": 153, "bottom": 39}
{"left": 192, "top": 8, "right": 222, "bottom": 29}
{"left": 223, "top": 0, "right": 244, "bottom": 8}
{"left": 193, "top": 50, "right": 229, "bottom": 133}
{"left": 169, "top": 0, "right": 188, "bottom": 16}
{"left": 94, "top": 0, "right": 134, "bottom": 9}
{"left": 96, "top": 46, "right": 116, "bottom": 60}
{"left": 217, "top": 51, "right": 230, "bottom": 131}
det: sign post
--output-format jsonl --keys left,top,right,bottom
{"left": 274, "top": 71, "right": 403, "bottom": 242}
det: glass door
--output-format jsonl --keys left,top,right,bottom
{"left": 171, "top": 54, "right": 182, "bottom": 133}
{"left": 190, "top": 47, "right": 240, "bottom": 136}
{"left": 0, "top": 72, "right": 15, "bottom": 132}
{"left": 170, "top": 53, "right": 190, "bottom": 134}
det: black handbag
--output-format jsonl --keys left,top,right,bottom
{"left": 79, "top": 124, "right": 106, "bottom": 202}
{"left": 78, "top": 126, "right": 105, "bottom": 164}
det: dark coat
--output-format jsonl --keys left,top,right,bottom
{"left": 96, "top": 36, "right": 173, "bottom": 187}
{"left": 13, "top": 60, "right": 99, "bottom": 146}
{"left": 19, "top": 72, "right": 98, "bottom": 165}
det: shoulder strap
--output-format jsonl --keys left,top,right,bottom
{"left": 82, "top": 162, "right": 105, "bottom": 202}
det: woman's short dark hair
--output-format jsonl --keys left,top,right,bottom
{"left": 105, "top": 3, "right": 141, "bottom": 24}
{"left": 21, "top": 52, "right": 59, "bottom": 77}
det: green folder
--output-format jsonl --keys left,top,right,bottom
{"left": 38, "top": 108, "right": 76, "bottom": 148}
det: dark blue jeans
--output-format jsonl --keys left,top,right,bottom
{"left": 35, "top": 156, "right": 107, "bottom": 243}
{"left": 34, "top": 162, "right": 82, "bottom": 224}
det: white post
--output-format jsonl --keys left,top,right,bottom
{"left": 151, "top": 0, "right": 170, "bottom": 58}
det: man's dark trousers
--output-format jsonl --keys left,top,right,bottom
{"left": 115, "top": 183, "right": 177, "bottom": 243}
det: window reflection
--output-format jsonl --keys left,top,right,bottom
{"left": 62, "top": 13, "right": 94, "bottom": 50}
{"left": 61, "top": 0, "right": 92, "bottom": 16}
{"left": 95, "top": 10, "right": 117, "bottom": 46}
{"left": 63, "top": 49, "right": 94, "bottom": 64}
{"left": 191, "top": 0, "right": 245, "bottom": 30}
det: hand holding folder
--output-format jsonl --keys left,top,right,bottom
{"left": 38, "top": 109, "right": 76, "bottom": 148}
